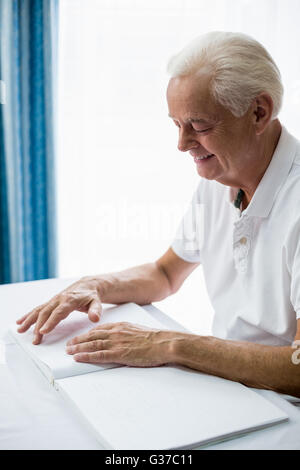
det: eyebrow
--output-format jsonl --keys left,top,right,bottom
{"left": 189, "top": 118, "right": 210, "bottom": 124}
{"left": 168, "top": 114, "right": 211, "bottom": 124}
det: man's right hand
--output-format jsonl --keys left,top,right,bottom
{"left": 16, "top": 277, "right": 102, "bottom": 345}
{"left": 15, "top": 248, "right": 200, "bottom": 346}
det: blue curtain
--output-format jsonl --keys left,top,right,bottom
{"left": 0, "top": 0, "right": 58, "bottom": 283}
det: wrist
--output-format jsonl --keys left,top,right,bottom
{"left": 81, "top": 275, "right": 109, "bottom": 299}
{"left": 169, "top": 333, "right": 214, "bottom": 368}
{"left": 166, "top": 332, "right": 195, "bottom": 364}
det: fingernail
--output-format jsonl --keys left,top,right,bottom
{"left": 33, "top": 335, "right": 39, "bottom": 344}
{"left": 66, "top": 346, "right": 74, "bottom": 354}
{"left": 74, "top": 354, "right": 83, "bottom": 362}
{"left": 39, "top": 327, "right": 46, "bottom": 334}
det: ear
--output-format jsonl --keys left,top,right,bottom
{"left": 252, "top": 93, "right": 274, "bottom": 135}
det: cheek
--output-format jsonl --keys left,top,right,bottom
{"left": 203, "top": 136, "right": 225, "bottom": 155}
{"left": 204, "top": 137, "right": 235, "bottom": 167}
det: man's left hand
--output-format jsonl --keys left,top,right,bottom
{"left": 66, "top": 322, "right": 177, "bottom": 367}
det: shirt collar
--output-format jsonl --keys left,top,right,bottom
{"left": 227, "top": 126, "right": 298, "bottom": 218}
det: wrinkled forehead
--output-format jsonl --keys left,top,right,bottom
{"left": 167, "top": 73, "right": 219, "bottom": 121}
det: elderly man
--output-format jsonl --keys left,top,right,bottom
{"left": 17, "top": 32, "right": 300, "bottom": 397}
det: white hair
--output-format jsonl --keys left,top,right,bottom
{"left": 167, "top": 31, "right": 283, "bottom": 119}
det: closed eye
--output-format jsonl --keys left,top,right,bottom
{"left": 172, "top": 120, "right": 212, "bottom": 134}
{"left": 194, "top": 128, "right": 211, "bottom": 134}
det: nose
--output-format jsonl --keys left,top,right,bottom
{"left": 177, "top": 127, "right": 198, "bottom": 152}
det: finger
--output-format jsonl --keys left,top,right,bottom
{"left": 16, "top": 312, "right": 31, "bottom": 324}
{"left": 32, "top": 331, "right": 43, "bottom": 345}
{"left": 87, "top": 298, "right": 102, "bottom": 323}
{"left": 17, "top": 309, "right": 40, "bottom": 333}
{"left": 73, "top": 350, "right": 119, "bottom": 364}
{"left": 33, "top": 300, "right": 59, "bottom": 335}
{"left": 17, "top": 301, "right": 50, "bottom": 326}
{"left": 66, "top": 329, "right": 109, "bottom": 346}
{"left": 66, "top": 339, "right": 108, "bottom": 355}
{"left": 39, "top": 303, "right": 75, "bottom": 334}
{"left": 31, "top": 300, "right": 60, "bottom": 344}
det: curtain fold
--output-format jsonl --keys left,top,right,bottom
{"left": 0, "top": 0, "right": 58, "bottom": 283}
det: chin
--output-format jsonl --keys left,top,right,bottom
{"left": 196, "top": 168, "right": 217, "bottom": 180}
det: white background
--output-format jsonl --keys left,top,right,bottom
{"left": 57, "top": 0, "right": 300, "bottom": 333}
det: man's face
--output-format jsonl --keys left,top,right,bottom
{"left": 167, "top": 74, "right": 257, "bottom": 187}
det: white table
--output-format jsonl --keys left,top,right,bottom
{"left": 1, "top": 278, "right": 300, "bottom": 450}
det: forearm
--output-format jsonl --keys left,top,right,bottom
{"left": 171, "top": 334, "right": 300, "bottom": 397}
{"left": 83, "top": 262, "right": 173, "bottom": 306}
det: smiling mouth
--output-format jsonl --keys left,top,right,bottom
{"left": 194, "top": 154, "right": 215, "bottom": 162}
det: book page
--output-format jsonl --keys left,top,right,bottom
{"left": 9, "top": 303, "right": 167, "bottom": 381}
{"left": 57, "top": 365, "right": 288, "bottom": 450}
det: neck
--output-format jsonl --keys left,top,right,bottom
{"left": 240, "top": 120, "right": 282, "bottom": 208}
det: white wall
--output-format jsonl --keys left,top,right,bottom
{"left": 57, "top": 0, "right": 300, "bottom": 333}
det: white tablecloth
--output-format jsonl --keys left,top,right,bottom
{"left": 1, "top": 278, "right": 300, "bottom": 450}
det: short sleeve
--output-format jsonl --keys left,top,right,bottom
{"left": 287, "top": 217, "right": 300, "bottom": 319}
{"left": 171, "top": 183, "right": 204, "bottom": 264}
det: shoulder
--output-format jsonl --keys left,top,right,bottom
{"left": 281, "top": 143, "right": 300, "bottom": 249}
{"left": 293, "top": 128, "right": 300, "bottom": 157}
{"left": 280, "top": 131, "right": 300, "bottom": 204}
{"left": 292, "top": 132, "right": 300, "bottom": 166}
{"left": 284, "top": 159, "right": 300, "bottom": 204}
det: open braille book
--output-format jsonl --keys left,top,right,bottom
{"left": 9, "top": 303, "right": 288, "bottom": 449}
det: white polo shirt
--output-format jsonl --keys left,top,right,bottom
{"left": 172, "top": 126, "right": 300, "bottom": 346}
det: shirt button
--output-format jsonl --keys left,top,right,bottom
{"left": 239, "top": 237, "right": 247, "bottom": 245}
